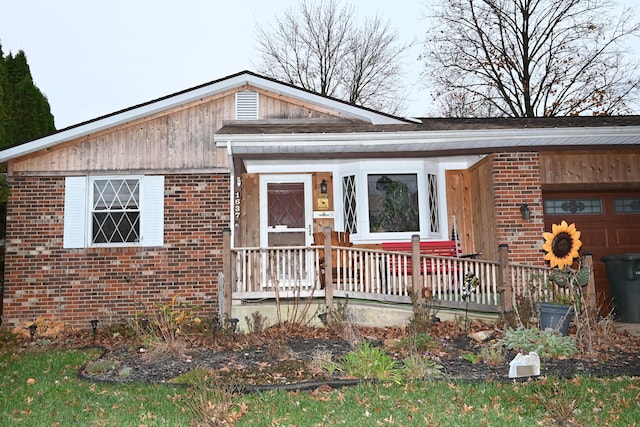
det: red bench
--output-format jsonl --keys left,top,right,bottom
{"left": 381, "top": 240, "right": 476, "bottom": 275}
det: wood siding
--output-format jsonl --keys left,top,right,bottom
{"left": 469, "top": 158, "right": 497, "bottom": 261}
{"left": 445, "top": 170, "right": 474, "bottom": 253}
{"left": 540, "top": 150, "right": 640, "bottom": 186}
{"left": 10, "top": 87, "right": 344, "bottom": 175}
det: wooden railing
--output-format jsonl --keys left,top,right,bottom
{"left": 223, "top": 231, "right": 594, "bottom": 318}
{"left": 230, "top": 246, "right": 323, "bottom": 299}
{"left": 230, "top": 245, "right": 504, "bottom": 312}
{"left": 509, "top": 262, "right": 577, "bottom": 305}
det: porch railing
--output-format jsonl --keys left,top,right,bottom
{"left": 230, "top": 245, "right": 505, "bottom": 311}
{"left": 225, "top": 234, "right": 592, "bottom": 317}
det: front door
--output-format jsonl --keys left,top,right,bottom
{"left": 260, "top": 174, "right": 313, "bottom": 247}
{"left": 259, "top": 175, "right": 315, "bottom": 289}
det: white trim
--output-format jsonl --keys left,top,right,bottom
{"left": 215, "top": 126, "right": 640, "bottom": 156}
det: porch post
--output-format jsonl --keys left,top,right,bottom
{"left": 498, "top": 244, "right": 512, "bottom": 312}
{"left": 323, "top": 226, "right": 334, "bottom": 311}
{"left": 222, "top": 228, "right": 232, "bottom": 318}
{"left": 411, "top": 234, "right": 423, "bottom": 302}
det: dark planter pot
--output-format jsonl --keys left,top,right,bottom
{"left": 538, "top": 302, "right": 574, "bottom": 336}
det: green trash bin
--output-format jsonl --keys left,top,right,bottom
{"left": 601, "top": 253, "right": 640, "bottom": 323}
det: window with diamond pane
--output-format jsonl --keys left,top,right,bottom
{"left": 428, "top": 173, "right": 439, "bottom": 233}
{"left": 92, "top": 179, "right": 141, "bottom": 243}
{"left": 342, "top": 175, "right": 358, "bottom": 233}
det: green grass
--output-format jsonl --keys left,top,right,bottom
{"left": 1, "top": 346, "right": 639, "bottom": 426}
{"left": 0, "top": 347, "right": 189, "bottom": 426}
{"left": 236, "top": 378, "right": 640, "bottom": 426}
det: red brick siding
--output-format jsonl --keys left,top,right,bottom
{"left": 491, "top": 152, "right": 545, "bottom": 265}
{"left": 2, "top": 174, "right": 230, "bottom": 329}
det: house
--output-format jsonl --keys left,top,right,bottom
{"left": 0, "top": 70, "right": 638, "bottom": 329}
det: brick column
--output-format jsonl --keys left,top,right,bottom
{"left": 491, "top": 152, "right": 545, "bottom": 265}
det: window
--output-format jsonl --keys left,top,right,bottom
{"left": 368, "top": 174, "right": 419, "bottom": 232}
{"left": 92, "top": 179, "right": 140, "bottom": 244}
{"left": 544, "top": 199, "right": 602, "bottom": 215}
{"left": 64, "top": 176, "right": 164, "bottom": 248}
{"left": 336, "top": 161, "right": 442, "bottom": 241}
{"left": 614, "top": 198, "right": 640, "bottom": 214}
{"left": 342, "top": 175, "right": 357, "bottom": 233}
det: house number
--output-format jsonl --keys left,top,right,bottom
{"left": 234, "top": 192, "right": 241, "bottom": 219}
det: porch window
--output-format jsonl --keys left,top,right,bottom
{"left": 368, "top": 174, "right": 419, "bottom": 233}
{"left": 336, "top": 161, "right": 442, "bottom": 240}
{"left": 342, "top": 175, "right": 358, "bottom": 233}
{"left": 63, "top": 175, "right": 164, "bottom": 248}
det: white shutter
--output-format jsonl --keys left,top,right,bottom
{"left": 140, "top": 176, "right": 165, "bottom": 247}
{"left": 235, "top": 90, "right": 259, "bottom": 120}
{"left": 63, "top": 176, "right": 87, "bottom": 248}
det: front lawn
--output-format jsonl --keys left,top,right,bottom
{"left": 1, "top": 344, "right": 639, "bottom": 426}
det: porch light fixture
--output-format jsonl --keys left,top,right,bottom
{"left": 320, "top": 179, "right": 328, "bottom": 195}
{"left": 90, "top": 319, "right": 99, "bottom": 338}
{"left": 520, "top": 203, "right": 531, "bottom": 220}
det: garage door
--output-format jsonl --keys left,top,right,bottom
{"left": 543, "top": 190, "right": 640, "bottom": 310}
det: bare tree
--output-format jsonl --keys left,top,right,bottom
{"left": 255, "top": 0, "right": 409, "bottom": 115}
{"left": 421, "top": 0, "right": 640, "bottom": 117}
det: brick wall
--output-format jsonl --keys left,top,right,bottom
{"left": 2, "top": 174, "right": 230, "bottom": 329}
{"left": 491, "top": 152, "right": 545, "bottom": 265}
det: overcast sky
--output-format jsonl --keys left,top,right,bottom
{"left": 2, "top": 0, "right": 428, "bottom": 129}
{"left": 2, "top": 1, "right": 639, "bottom": 129}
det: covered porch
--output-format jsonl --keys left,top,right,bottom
{"left": 218, "top": 230, "right": 591, "bottom": 325}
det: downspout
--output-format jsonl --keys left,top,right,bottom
{"left": 226, "top": 140, "right": 235, "bottom": 245}
{"left": 221, "top": 140, "right": 235, "bottom": 319}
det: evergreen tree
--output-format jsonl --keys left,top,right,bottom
{"left": 1, "top": 49, "right": 55, "bottom": 148}
{"left": 0, "top": 43, "right": 56, "bottom": 308}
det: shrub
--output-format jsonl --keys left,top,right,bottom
{"left": 401, "top": 353, "right": 445, "bottom": 381}
{"left": 132, "top": 295, "right": 203, "bottom": 359}
{"left": 499, "top": 327, "right": 577, "bottom": 359}
{"left": 478, "top": 342, "right": 506, "bottom": 366}
{"left": 341, "top": 341, "right": 403, "bottom": 384}
{"left": 245, "top": 311, "right": 268, "bottom": 335}
{"left": 180, "top": 376, "right": 246, "bottom": 426}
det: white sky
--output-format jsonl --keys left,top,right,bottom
{"left": 2, "top": 1, "right": 639, "bottom": 129}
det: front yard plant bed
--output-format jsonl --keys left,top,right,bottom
{"left": 74, "top": 320, "right": 640, "bottom": 388}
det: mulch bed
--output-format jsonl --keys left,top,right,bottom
{"left": 20, "top": 320, "right": 640, "bottom": 387}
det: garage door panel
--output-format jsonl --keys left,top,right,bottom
{"left": 612, "top": 225, "right": 640, "bottom": 248}
{"left": 580, "top": 228, "right": 608, "bottom": 247}
{"left": 543, "top": 190, "right": 640, "bottom": 312}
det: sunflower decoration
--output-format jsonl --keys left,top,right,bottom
{"left": 542, "top": 220, "right": 582, "bottom": 270}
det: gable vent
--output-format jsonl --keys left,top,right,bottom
{"left": 235, "top": 90, "right": 259, "bottom": 120}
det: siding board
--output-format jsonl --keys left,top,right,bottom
{"left": 11, "top": 86, "right": 344, "bottom": 174}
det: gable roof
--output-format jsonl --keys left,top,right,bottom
{"left": 0, "top": 70, "right": 412, "bottom": 163}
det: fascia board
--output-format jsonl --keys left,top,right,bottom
{"left": 215, "top": 125, "right": 640, "bottom": 147}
